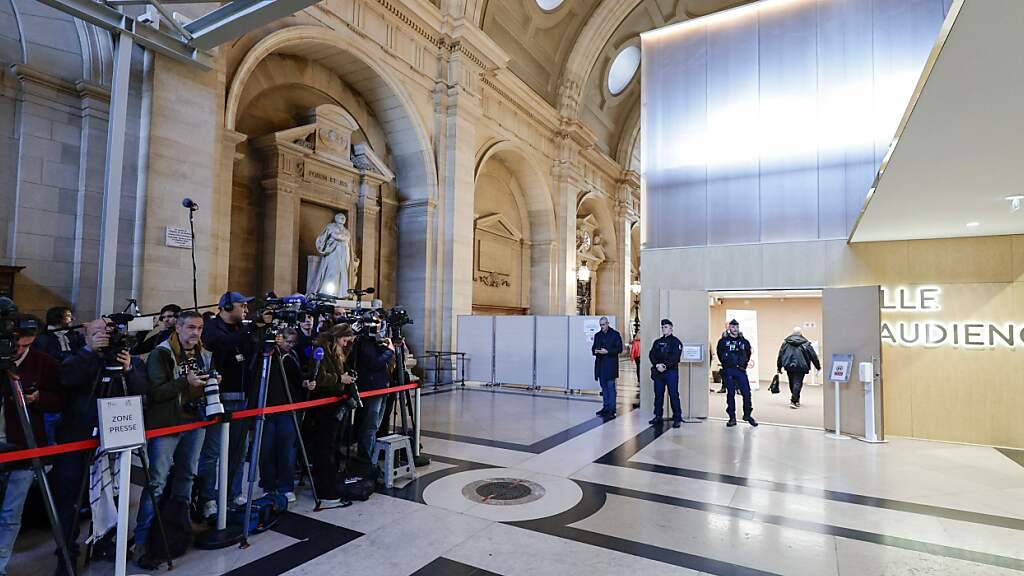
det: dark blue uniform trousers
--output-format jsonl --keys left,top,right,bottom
{"left": 653, "top": 368, "right": 681, "bottom": 422}
{"left": 722, "top": 367, "right": 753, "bottom": 420}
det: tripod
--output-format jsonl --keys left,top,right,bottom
{"left": 240, "top": 337, "right": 318, "bottom": 547}
{"left": 66, "top": 361, "right": 174, "bottom": 573}
{"left": 1, "top": 370, "right": 75, "bottom": 575}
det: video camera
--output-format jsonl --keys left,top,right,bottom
{"left": 258, "top": 293, "right": 338, "bottom": 339}
{"left": 0, "top": 298, "right": 40, "bottom": 369}
{"left": 103, "top": 312, "right": 138, "bottom": 370}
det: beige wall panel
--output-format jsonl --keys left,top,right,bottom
{"left": 1013, "top": 237, "right": 1024, "bottom": 283}
{"left": 705, "top": 244, "right": 763, "bottom": 290}
{"left": 761, "top": 241, "right": 827, "bottom": 288}
{"left": 831, "top": 240, "right": 909, "bottom": 286}
{"left": 644, "top": 248, "right": 707, "bottom": 290}
{"left": 904, "top": 236, "right": 1014, "bottom": 284}
{"left": 880, "top": 344, "right": 914, "bottom": 437}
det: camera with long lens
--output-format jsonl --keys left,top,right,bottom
{"left": 103, "top": 312, "right": 138, "bottom": 371}
{"left": 181, "top": 356, "right": 225, "bottom": 418}
{"left": 0, "top": 297, "right": 22, "bottom": 366}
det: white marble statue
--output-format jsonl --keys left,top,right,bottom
{"left": 311, "top": 212, "right": 357, "bottom": 296}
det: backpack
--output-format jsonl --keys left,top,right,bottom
{"left": 338, "top": 476, "right": 375, "bottom": 502}
{"left": 143, "top": 497, "right": 194, "bottom": 566}
{"left": 227, "top": 493, "right": 289, "bottom": 534}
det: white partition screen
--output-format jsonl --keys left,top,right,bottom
{"left": 494, "top": 316, "right": 535, "bottom": 386}
{"left": 457, "top": 315, "right": 494, "bottom": 383}
{"left": 535, "top": 316, "right": 570, "bottom": 389}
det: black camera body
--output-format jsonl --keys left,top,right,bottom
{"left": 103, "top": 312, "right": 138, "bottom": 370}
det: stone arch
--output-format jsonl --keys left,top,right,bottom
{"left": 577, "top": 192, "right": 618, "bottom": 315}
{"left": 10, "top": 0, "right": 85, "bottom": 81}
{"left": 224, "top": 24, "right": 439, "bottom": 351}
{"left": 473, "top": 140, "right": 558, "bottom": 314}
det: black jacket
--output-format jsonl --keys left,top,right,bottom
{"left": 352, "top": 337, "right": 394, "bottom": 392}
{"left": 56, "top": 348, "right": 148, "bottom": 442}
{"left": 33, "top": 330, "right": 85, "bottom": 363}
{"left": 649, "top": 335, "right": 682, "bottom": 374}
{"left": 592, "top": 328, "right": 623, "bottom": 381}
{"left": 201, "top": 314, "right": 256, "bottom": 398}
{"left": 267, "top": 350, "right": 304, "bottom": 406}
{"left": 717, "top": 332, "right": 752, "bottom": 370}
{"left": 776, "top": 334, "right": 821, "bottom": 374}
{"left": 131, "top": 328, "right": 173, "bottom": 356}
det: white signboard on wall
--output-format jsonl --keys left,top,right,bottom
{"left": 583, "top": 318, "right": 601, "bottom": 344}
{"left": 165, "top": 226, "right": 193, "bottom": 249}
{"left": 726, "top": 309, "right": 759, "bottom": 390}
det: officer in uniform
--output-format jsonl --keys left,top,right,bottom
{"left": 648, "top": 319, "right": 683, "bottom": 428}
{"left": 716, "top": 319, "right": 758, "bottom": 427}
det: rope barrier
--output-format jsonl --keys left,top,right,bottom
{"left": 0, "top": 382, "right": 420, "bottom": 464}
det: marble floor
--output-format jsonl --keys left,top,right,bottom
{"left": 8, "top": 385, "right": 1024, "bottom": 576}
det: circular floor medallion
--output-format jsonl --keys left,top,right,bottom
{"left": 462, "top": 478, "right": 546, "bottom": 506}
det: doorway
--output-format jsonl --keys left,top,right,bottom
{"left": 708, "top": 290, "right": 824, "bottom": 428}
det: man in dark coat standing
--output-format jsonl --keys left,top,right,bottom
{"left": 592, "top": 317, "right": 623, "bottom": 419}
{"left": 776, "top": 326, "right": 821, "bottom": 409}
{"left": 717, "top": 318, "right": 757, "bottom": 427}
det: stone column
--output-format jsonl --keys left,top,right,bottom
{"left": 615, "top": 171, "right": 640, "bottom": 334}
{"left": 209, "top": 129, "right": 247, "bottom": 296}
{"left": 552, "top": 159, "right": 583, "bottom": 314}
{"left": 396, "top": 197, "right": 436, "bottom": 353}
{"left": 356, "top": 176, "right": 380, "bottom": 292}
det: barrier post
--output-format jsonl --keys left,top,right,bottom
{"left": 414, "top": 385, "right": 421, "bottom": 458}
{"left": 114, "top": 450, "right": 132, "bottom": 576}
{"left": 218, "top": 421, "right": 230, "bottom": 530}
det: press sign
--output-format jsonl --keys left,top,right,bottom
{"left": 97, "top": 396, "right": 145, "bottom": 451}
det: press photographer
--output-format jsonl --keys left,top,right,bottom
{"left": 52, "top": 317, "right": 147, "bottom": 575}
{"left": 351, "top": 316, "right": 395, "bottom": 472}
{"left": 308, "top": 323, "right": 357, "bottom": 508}
{"left": 133, "top": 310, "right": 209, "bottom": 567}
{"left": 132, "top": 304, "right": 182, "bottom": 356}
{"left": 258, "top": 327, "right": 305, "bottom": 503}
{"left": 33, "top": 306, "right": 84, "bottom": 363}
{"left": 0, "top": 313, "right": 62, "bottom": 575}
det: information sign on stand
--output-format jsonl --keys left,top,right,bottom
{"left": 827, "top": 354, "right": 853, "bottom": 440}
{"left": 681, "top": 344, "right": 704, "bottom": 363}
{"left": 97, "top": 396, "right": 145, "bottom": 451}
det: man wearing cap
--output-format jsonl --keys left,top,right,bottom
{"left": 717, "top": 319, "right": 757, "bottom": 427}
{"left": 592, "top": 316, "right": 623, "bottom": 419}
{"left": 197, "top": 291, "right": 257, "bottom": 515}
{"left": 649, "top": 319, "right": 683, "bottom": 428}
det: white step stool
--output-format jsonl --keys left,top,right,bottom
{"left": 371, "top": 434, "right": 417, "bottom": 488}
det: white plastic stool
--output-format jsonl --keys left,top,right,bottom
{"left": 371, "top": 434, "right": 417, "bottom": 488}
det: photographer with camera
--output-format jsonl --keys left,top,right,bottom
{"left": 353, "top": 329, "right": 395, "bottom": 471}
{"left": 259, "top": 327, "right": 305, "bottom": 503}
{"left": 131, "top": 304, "right": 181, "bottom": 356}
{"left": 198, "top": 292, "right": 259, "bottom": 516}
{"left": 33, "top": 306, "right": 84, "bottom": 363}
{"left": 132, "top": 310, "right": 209, "bottom": 566}
{"left": 307, "top": 323, "right": 356, "bottom": 507}
{"left": 52, "top": 318, "right": 146, "bottom": 574}
{"left": 0, "top": 314, "right": 63, "bottom": 575}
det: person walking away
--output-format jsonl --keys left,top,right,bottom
{"left": 592, "top": 317, "right": 623, "bottom": 419}
{"left": 776, "top": 327, "right": 821, "bottom": 409}
{"left": 716, "top": 319, "right": 757, "bottom": 427}
{"left": 629, "top": 334, "right": 641, "bottom": 381}
{"left": 649, "top": 319, "right": 683, "bottom": 428}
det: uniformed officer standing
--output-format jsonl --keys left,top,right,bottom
{"left": 592, "top": 316, "right": 623, "bottom": 419}
{"left": 716, "top": 318, "right": 758, "bottom": 427}
{"left": 649, "top": 319, "right": 683, "bottom": 428}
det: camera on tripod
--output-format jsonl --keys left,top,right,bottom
{"left": 0, "top": 297, "right": 23, "bottom": 366}
{"left": 103, "top": 312, "right": 138, "bottom": 371}
{"left": 258, "top": 293, "right": 338, "bottom": 340}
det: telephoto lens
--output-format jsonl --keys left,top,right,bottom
{"left": 204, "top": 369, "right": 225, "bottom": 417}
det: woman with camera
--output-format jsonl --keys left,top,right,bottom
{"left": 306, "top": 323, "right": 357, "bottom": 508}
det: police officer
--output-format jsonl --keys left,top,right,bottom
{"left": 592, "top": 316, "right": 623, "bottom": 419}
{"left": 649, "top": 319, "right": 683, "bottom": 428}
{"left": 716, "top": 319, "right": 757, "bottom": 427}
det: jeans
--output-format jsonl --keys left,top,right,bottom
{"left": 653, "top": 369, "right": 681, "bottom": 422}
{"left": 259, "top": 414, "right": 297, "bottom": 494}
{"left": 0, "top": 469, "right": 34, "bottom": 575}
{"left": 134, "top": 428, "right": 205, "bottom": 548}
{"left": 359, "top": 395, "right": 386, "bottom": 463}
{"left": 723, "top": 367, "right": 753, "bottom": 420}
{"left": 198, "top": 399, "right": 248, "bottom": 504}
{"left": 786, "top": 369, "right": 806, "bottom": 404}
{"left": 599, "top": 377, "right": 617, "bottom": 414}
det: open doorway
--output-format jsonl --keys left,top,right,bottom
{"left": 708, "top": 290, "right": 824, "bottom": 428}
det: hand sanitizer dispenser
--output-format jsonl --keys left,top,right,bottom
{"left": 860, "top": 361, "right": 878, "bottom": 442}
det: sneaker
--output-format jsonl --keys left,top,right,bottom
{"left": 285, "top": 492, "right": 297, "bottom": 503}
{"left": 790, "top": 402, "right": 798, "bottom": 409}
{"left": 671, "top": 421, "right": 681, "bottom": 429}
{"left": 203, "top": 500, "right": 218, "bottom": 519}
{"left": 745, "top": 417, "right": 759, "bottom": 427}
{"left": 233, "top": 495, "right": 247, "bottom": 507}
{"left": 794, "top": 402, "right": 801, "bottom": 408}
{"left": 603, "top": 412, "right": 616, "bottom": 420}
{"left": 648, "top": 417, "right": 663, "bottom": 425}
{"left": 726, "top": 419, "right": 737, "bottom": 427}
{"left": 596, "top": 409, "right": 608, "bottom": 416}
{"left": 316, "top": 498, "right": 352, "bottom": 510}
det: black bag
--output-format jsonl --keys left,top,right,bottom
{"left": 227, "top": 492, "right": 288, "bottom": 534}
{"left": 769, "top": 374, "right": 780, "bottom": 394}
{"left": 337, "top": 477, "right": 375, "bottom": 502}
{"left": 144, "top": 497, "right": 193, "bottom": 566}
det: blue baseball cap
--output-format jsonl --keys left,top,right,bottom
{"left": 219, "top": 291, "right": 254, "bottom": 309}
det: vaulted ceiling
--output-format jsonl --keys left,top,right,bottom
{"left": 478, "top": 0, "right": 752, "bottom": 163}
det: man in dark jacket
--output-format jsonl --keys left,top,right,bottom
{"left": 592, "top": 317, "right": 623, "bottom": 419}
{"left": 259, "top": 328, "right": 305, "bottom": 502}
{"left": 32, "top": 306, "right": 84, "bottom": 363}
{"left": 717, "top": 319, "right": 757, "bottom": 427}
{"left": 134, "top": 310, "right": 209, "bottom": 563}
{"left": 131, "top": 303, "right": 181, "bottom": 356}
{"left": 649, "top": 318, "right": 683, "bottom": 428}
{"left": 353, "top": 334, "right": 395, "bottom": 465}
{"left": 52, "top": 318, "right": 146, "bottom": 573}
{"left": 198, "top": 291, "right": 257, "bottom": 512}
{"left": 776, "top": 327, "right": 821, "bottom": 409}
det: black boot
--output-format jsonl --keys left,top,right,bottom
{"left": 726, "top": 418, "right": 737, "bottom": 427}
{"left": 744, "top": 416, "right": 758, "bottom": 427}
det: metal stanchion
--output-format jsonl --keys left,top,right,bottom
{"left": 113, "top": 452, "right": 132, "bottom": 576}
{"left": 194, "top": 419, "right": 241, "bottom": 549}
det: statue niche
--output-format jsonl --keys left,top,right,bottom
{"left": 252, "top": 104, "right": 394, "bottom": 298}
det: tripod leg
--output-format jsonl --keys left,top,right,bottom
{"left": 275, "top": 354, "right": 318, "bottom": 506}
{"left": 136, "top": 448, "right": 173, "bottom": 569}
{"left": 241, "top": 350, "right": 273, "bottom": 548}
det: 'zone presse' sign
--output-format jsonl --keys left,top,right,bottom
{"left": 881, "top": 287, "right": 1020, "bottom": 349}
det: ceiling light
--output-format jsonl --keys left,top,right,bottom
{"left": 966, "top": 222, "right": 980, "bottom": 228}
{"left": 1006, "top": 195, "right": 1024, "bottom": 212}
